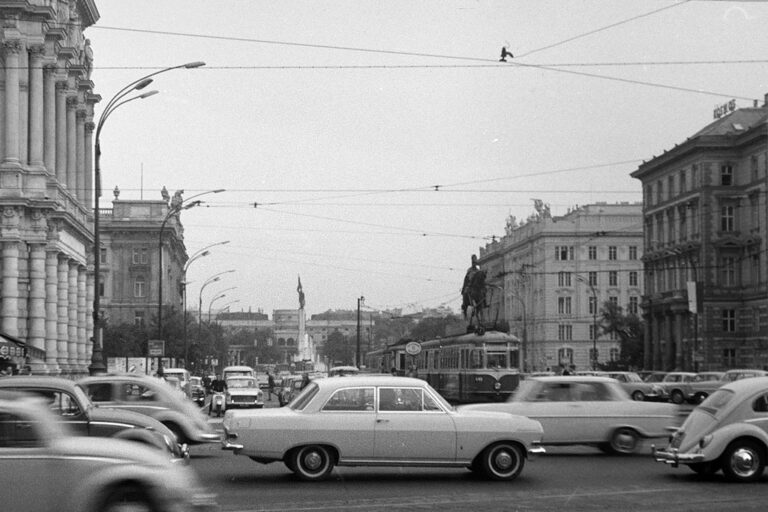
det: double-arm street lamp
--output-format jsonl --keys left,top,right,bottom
{"left": 89, "top": 62, "right": 205, "bottom": 376}
{"left": 576, "top": 274, "right": 599, "bottom": 371}
{"left": 198, "top": 271, "right": 235, "bottom": 338}
{"left": 208, "top": 287, "right": 237, "bottom": 322}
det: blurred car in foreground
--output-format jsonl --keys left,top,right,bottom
{"left": 653, "top": 376, "right": 768, "bottom": 482}
{"left": 0, "top": 376, "right": 185, "bottom": 459}
{"left": 607, "top": 371, "right": 665, "bottom": 401}
{"left": 225, "top": 376, "right": 264, "bottom": 410}
{"left": 0, "top": 391, "right": 218, "bottom": 512}
{"left": 222, "top": 375, "right": 544, "bottom": 481}
{"left": 461, "top": 376, "right": 681, "bottom": 454}
{"left": 78, "top": 374, "right": 221, "bottom": 445}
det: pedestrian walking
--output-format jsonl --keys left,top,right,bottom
{"left": 267, "top": 371, "right": 275, "bottom": 401}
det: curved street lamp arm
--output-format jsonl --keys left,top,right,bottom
{"left": 189, "top": 241, "right": 230, "bottom": 261}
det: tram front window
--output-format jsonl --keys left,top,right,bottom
{"left": 486, "top": 353, "right": 507, "bottom": 370}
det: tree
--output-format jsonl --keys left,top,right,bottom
{"left": 323, "top": 329, "right": 354, "bottom": 366}
{"left": 409, "top": 315, "right": 465, "bottom": 340}
{"left": 599, "top": 301, "right": 644, "bottom": 370}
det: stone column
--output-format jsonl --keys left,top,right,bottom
{"left": 674, "top": 311, "right": 685, "bottom": 370}
{"left": 84, "top": 121, "right": 95, "bottom": 210}
{"left": 1, "top": 240, "right": 20, "bottom": 335}
{"left": 664, "top": 313, "right": 675, "bottom": 370}
{"left": 642, "top": 312, "right": 652, "bottom": 370}
{"left": 652, "top": 314, "right": 662, "bottom": 369}
{"left": 68, "top": 260, "right": 79, "bottom": 373}
{"left": 2, "top": 40, "right": 22, "bottom": 166}
{"left": 57, "top": 256, "right": 69, "bottom": 369}
{"left": 76, "top": 109, "right": 86, "bottom": 203}
{"left": 55, "top": 81, "right": 68, "bottom": 186}
{"left": 43, "top": 65, "right": 57, "bottom": 174}
{"left": 28, "top": 45, "right": 46, "bottom": 168}
{"left": 66, "top": 98, "right": 77, "bottom": 195}
{"left": 18, "top": 41, "right": 29, "bottom": 166}
{"left": 28, "top": 244, "right": 47, "bottom": 370}
{"left": 77, "top": 266, "right": 87, "bottom": 370}
{"left": 45, "top": 250, "right": 60, "bottom": 374}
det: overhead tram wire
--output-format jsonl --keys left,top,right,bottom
{"left": 89, "top": 26, "right": 759, "bottom": 103}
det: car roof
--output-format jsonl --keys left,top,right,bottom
{"left": 312, "top": 375, "right": 425, "bottom": 388}
{"left": 720, "top": 376, "right": 768, "bottom": 393}
{"left": 0, "top": 376, "right": 78, "bottom": 390}
{"left": 523, "top": 376, "right": 617, "bottom": 383}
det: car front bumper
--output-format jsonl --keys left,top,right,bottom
{"left": 527, "top": 445, "right": 546, "bottom": 459}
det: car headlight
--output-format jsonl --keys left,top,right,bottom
{"left": 699, "top": 434, "right": 713, "bottom": 449}
{"left": 493, "top": 382, "right": 501, "bottom": 390}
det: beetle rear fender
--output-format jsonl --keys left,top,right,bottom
{"left": 704, "top": 423, "right": 768, "bottom": 457}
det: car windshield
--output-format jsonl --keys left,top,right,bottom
{"left": 698, "top": 388, "right": 734, "bottom": 416}
{"left": 73, "top": 384, "right": 93, "bottom": 409}
{"left": 624, "top": 373, "right": 643, "bottom": 383}
{"left": 227, "top": 378, "right": 256, "bottom": 388}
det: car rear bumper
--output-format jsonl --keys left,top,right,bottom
{"left": 651, "top": 446, "right": 705, "bottom": 467}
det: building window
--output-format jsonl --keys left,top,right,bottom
{"left": 668, "top": 175, "right": 675, "bottom": 197}
{"left": 588, "top": 246, "right": 597, "bottom": 260}
{"left": 721, "top": 205, "right": 735, "bottom": 232}
{"left": 722, "top": 309, "right": 736, "bottom": 332}
{"left": 99, "top": 280, "right": 105, "bottom": 297}
{"left": 628, "top": 296, "right": 639, "bottom": 315}
{"left": 608, "top": 246, "right": 617, "bottom": 260}
{"left": 589, "top": 347, "right": 599, "bottom": 363}
{"left": 589, "top": 324, "right": 599, "bottom": 341}
{"left": 721, "top": 164, "right": 733, "bottom": 186}
{"left": 609, "top": 271, "right": 618, "bottom": 287}
{"left": 610, "top": 347, "right": 620, "bottom": 362}
{"left": 558, "top": 324, "right": 573, "bottom": 341}
{"left": 657, "top": 179, "right": 664, "bottom": 203}
{"left": 558, "top": 271, "right": 572, "bottom": 287}
{"left": 100, "top": 248, "right": 107, "bottom": 264}
{"left": 134, "top": 277, "right": 146, "bottom": 298}
{"left": 678, "top": 208, "right": 687, "bottom": 240}
{"left": 558, "top": 297, "right": 572, "bottom": 316}
{"left": 629, "top": 271, "right": 638, "bottom": 287}
{"left": 721, "top": 256, "right": 736, "bottom": 286}
{"left": 609, "top": 296, "right": 619, "bottom": 306}
{"left": 134, "top": 310, "right": 145, "bottom": 326}
{"left": 132, "top": 247, "right": 149, "bottom": 264}
{"left": 679, "top": 170, "right": 687, "bottom": 193}
{"left": 628, "top": 246, "right": 638, "bottom": 260}
{"left": 723, "top": 348, "right": 736, "bottom": 367}
{"left": 588, "top": 271, "right": 598, "bottom": 287}
{"left": 558, "top": 347, "right": 573, "bottom": 365}
{"left": 588, "top": 295, "right": 597, "bottom": 315}
{"left": 555, "top": 246, "right": 574, "bottom": 261}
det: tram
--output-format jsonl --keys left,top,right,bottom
{"left": 366, "top": 330, "right": 521, "bottom": 403}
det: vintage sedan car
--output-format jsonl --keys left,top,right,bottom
{"left": 78, "top": 374, "right": 221, "bottom": 445}
{"left": 462, "top": 376, "right": 681, "bottom": 454}
{"left": 278, "top": 375, "right": 304, "bottom": 406}
{"left": 225, "top": 376, "right": 264, "bottom": 409}
{"left": 0, "top": 392, "right": 218, "bottom": 512}
{"left": 653, "top": 376, "right": 768, "bottom": 482}
{"left": 222, "top": 375, "right": 545, "bottom": 481}
{"left": 659, "top": 372, "right": 699, "bottom": 404}
{"left": 607, "top": 371, "right": 665, "bottom": 401}
{"left": 0, "top": 376, "right": 186, "bottom": 459}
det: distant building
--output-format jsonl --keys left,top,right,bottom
{"left": 478, "top": 202, "right": 644, "bottom": 372}
{"left": 631, "top": 98, "right": 768, "bottom": 371}
{"left": 0, "top": 1, "right": 100, "bottom": 375}
{"left": 99, "top": 190, "right": 189, "bottom": 328}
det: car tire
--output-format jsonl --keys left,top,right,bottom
{"left": 479, "top": 442, "right": 525, "bottom": 481}
{"left": 693, "top": 392, "right": 708, "bottom": 404}
{"left": 670, "top": 390, "right": 685, "bottom": 405}
{"left": 631, "top": 390, "right": 645, "bottom": 401}
{"left": 608, "top": 427, "right": 640, "bottom": 455}
{"left": 101, "top": 484, "right": 154, "bottom": 512}
{"left": 721, "top": 440, "right": 765, "bottom": 483}
{"left": 290, "top": 445, "right": 335, "bottom": 481}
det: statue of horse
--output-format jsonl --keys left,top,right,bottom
{"left": 462, "top": 268, "right": 488, "bottom": 334}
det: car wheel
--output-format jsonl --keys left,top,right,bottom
{"left": 688, "top": 461, "right": 719, "bottom": 475}
{"left": 670, "top": 390, "right": 685, "bottom": 405}
{"left": 101, "top": 484, "right": 154, "bottom": 512}
{"left": 290, "top": 445, "right": 334, "bottom": 481}
{"left": 693, "top": 392, "right": 708, "bottom": 404}
{"left": 480, "top": 442, "right": 525, "bottom": 481}
{"left": 631, "top": 390, "right": 645, "bottom": 401}
{"left": 721, "top": 440, "right": 765, "bottom": 483}
{"left": 609, "top": 427, "right": 640, "bottom": 455}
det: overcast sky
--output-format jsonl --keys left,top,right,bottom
{"left": 86, "top": 1, "right": 768, "bottom": 316}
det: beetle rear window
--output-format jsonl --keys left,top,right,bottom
{"left": 699, "top": 388, "right": 734, "bottom": 415}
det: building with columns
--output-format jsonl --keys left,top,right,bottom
{"left": 0, "top": 1, "right": 100, "bottom": 375}
{"left": 632, "top": 98, "right": 768, "bottom": 371}
{"left": 477, "top": 202, "right": 644, "bottom": 372}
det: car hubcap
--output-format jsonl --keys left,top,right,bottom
{"left": 614, "top": 430, "right": 636, "bottom": 452}
{"left": 304, "top": 451, "right": 323, "bottom": 471}
{"left": 731, "top": 448, "right": 758, "bottom": 477}
{"left": 494, "top": 449, "right": 513, "bottom": 471}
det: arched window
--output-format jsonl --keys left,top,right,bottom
{"left": 287, "top": 338, "right": 295, "bottom": 346}
{"left": 277, "top": 338, "right": 286, "bottom": 346}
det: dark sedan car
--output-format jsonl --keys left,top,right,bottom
{"left": 0, "top": 376, "right": 186, "bottom": 460}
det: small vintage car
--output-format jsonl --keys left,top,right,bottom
{"left": 653, "top": 376, "right": 768, "bottom": 482}
{"left": 462, "top": 376, "right": 682, "bottom": 454}
{"left": 0, "top": 392, "right": 218, "bottom": 512}
{"left": 684, "top": 369, "right": 768, "bottom": 404}
{"left": 659, "top": 372, "right": 699, "bottom": 404}
{"left": 222, "top": 375, "right": 544, "bottom": 481}
{"left": 607, "top": 371, "right": 665, "bottom": 402}
{"left": 225, "top": 376, "right": 264, "bottom": 409}
{"left": 78, "top": 374, "right": 221, "bottom": 445}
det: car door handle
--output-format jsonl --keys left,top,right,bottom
{"left": 376, "top": 419, "right": 389, "bottom": 423}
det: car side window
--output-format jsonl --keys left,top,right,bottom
{"left": 379, "top": 387, "right": 433, "bottom": 412}
{"left": 87, "top": 383, "right": 113, "bottom": 402}
{"left": 574, "top": 383, "right": 610, "bottom": 401}
{"left": 0, "top": 411, "right": 43, "bottom": 448}
{"left": 322, "top": 387, "right": 374, "bottom": 412}
{"left": 32, "top": 391, "right": 81, "bottom": 417}
{"left": 536, "top": 383, "right": 572, "bottom": 402}
{"left": 753, "top": 394, "right": 768, "bottom": 413}
{"left": 121, "top": 383, "right": 157, "bottom": 402}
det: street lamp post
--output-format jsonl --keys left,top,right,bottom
{"left": 356, "top": 296, "right": 365, "bottom": 368}
{"left": 90, "top": 62, "right": 205, "bottom": 376}
{"left": 198, "top": 271, "right": 235, "bottom": 338}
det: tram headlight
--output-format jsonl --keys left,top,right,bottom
{"left": 493, "top": 382, "right": 501, "bottom": 390}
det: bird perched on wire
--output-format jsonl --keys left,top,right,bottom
{"left": 499, "top": 46, "right": 514, "bottom": 62}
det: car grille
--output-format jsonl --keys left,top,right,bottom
{"left": 232, "top": 396, "right": 257, "bottom": 403}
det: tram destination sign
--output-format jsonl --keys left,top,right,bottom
{"left": 405, "top": 341, "right": 422, "bottom": 356}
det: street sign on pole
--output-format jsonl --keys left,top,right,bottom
{"left": 148, "top": 339, "right": 165, "bottom": 357}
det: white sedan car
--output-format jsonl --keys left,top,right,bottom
{"left": 462, "top": 376, "right": 682, "bottom": 454}
{"left": 222, "top": 375, "right": 544, "bottom": 481}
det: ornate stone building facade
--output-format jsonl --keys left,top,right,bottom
{"left": 632, "top": 99, "right": 768, "bottom": 371}
{"left": 478, "top": 203, "right": 644, "bottom": 372}
{"left": 0, "top": 1, "right": 100, "bottom": 375}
